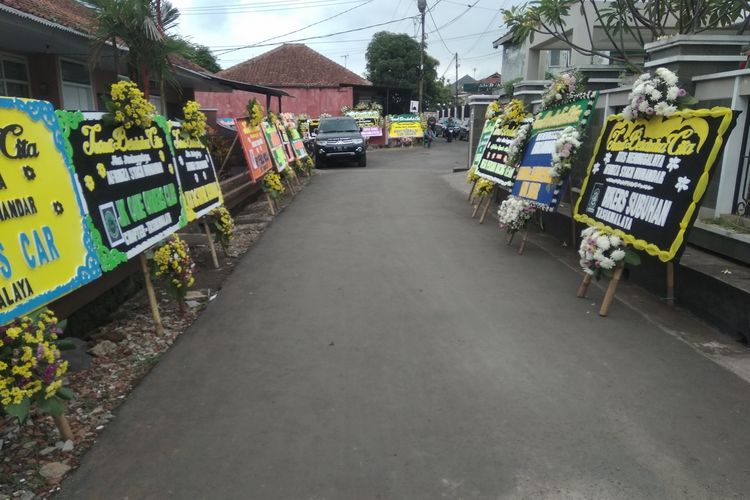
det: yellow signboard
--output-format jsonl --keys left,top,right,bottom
{"left": 0, "top": 98, "right": 101, "bottom": 324}
{"left": 388, "top": 121, "right": 423, "bottom": 138}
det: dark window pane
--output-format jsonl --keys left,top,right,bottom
{"left": 6, "top": 82, "right": 29, "bottom": 97}
{"left": 61, "top": 60, "right": 90, "bottom": 85}
{"left": 3, "top": 59, "right": 26, "bottom": 81}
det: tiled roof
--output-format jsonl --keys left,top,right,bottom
{"left": 219, "top": 44, "right": 371, "bottom": 88}
{"left": 0, "top": 0, "right": 94, "bottom": 34}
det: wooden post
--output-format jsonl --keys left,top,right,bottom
{"left": 265, "top": 192, "right": 276, "bottom": 215}
{"left": 471, "top": 194, "right": 484, "bottom": 218}
{"left": 599, "top": 265, "right": 624, "bottom": 317}
{"left": 567, "top": 184, "right": 577, "bottom": 247}
{"left": 467, "top": 179, "right": 477, "bottom": 202}
{"left": 666, "top": 261, "right": 675, "bottom": 307}
{"left": 517, "top": 229, "right": 529, "bottom": 255}
{"left": 479, "top": 186, "right": 495, "bottom": 224}
{"left": 52, "top": 413, "right": 74, "bottom": 442}
{"left": 217, "top": 134, "right": 238, "bottom": 178}
{"left": 140, "top": 254, "right": 164, "bottom": 335}
{"left": 577, "top": 274, "right": 592, "bottom": 298}
{"left": 284, "top": 177, "right": 296, "bottom": 196}
{"left": 506, "top": 232, "right": 515, "bottom": 246}
{"left": 203, "top": 221, "right": 220, "bottom": 269}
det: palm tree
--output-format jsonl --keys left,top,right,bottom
{"left": 88, "top": 0, "right": 188, "bottom": 100}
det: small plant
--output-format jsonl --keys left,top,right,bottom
{"left": 181, "top": 100, "right": 207, "bottom": 141}
{"left": 211, "top": 206, "right": 235, "bottom": 252}
{"left": 262, "top": 171, "right": 285, "bottom": 199}
{"left": 1, "top": 309, "right": 73, "bottom": 423}
{"left": 153, "top": 235, "right": 196, "bottom": 307}
{"left": 106, "top": 80, "right": 156, "bottom": 129}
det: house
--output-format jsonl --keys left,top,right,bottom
{"left": 197, "top": 44, "right": 372, "bottom": 118}
{"left": 0, "top": 0, "right": 286, "bottom": 116}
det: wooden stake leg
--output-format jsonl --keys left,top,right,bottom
{"left": 471, "top": 194, "right": 485, "bottom": 218}
{"left": 203, "top": 222, "right": 220, "bottom": 269}
{"left": 517, "top": 229, "right": 529, "bottom": 255}
{"left": 217, "top": 134, "right": 238, "bottom": 178}
{"left": 599, "top": 266, "right": 624, "bottom": 317}
{"left": 467, "top": 179, "right": 478, "bottom": 202}
{"left": 479, "top": 186, "right": 495, "bottom": 224}
{"left": 52, "top": 413, "right": 74, "bottom": 442}
{"left": 284, "top": 178, "right": 296, "bottom": 195}
{"left": 506, "top": 231, "right": 515, "bottom": 246}
{"left": 666, "top": 261, "right": 675, "bottom": 307}
{"left": 140, "top": 254, "right": 164, "bottom": 335}
{"left": 577, "top": 273, "right": 592, "bottom": 298}
{"left": 265, "top": 192, "right": 276, "bottom": 215}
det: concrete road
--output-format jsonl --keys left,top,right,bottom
{"left": 60, "top": 141, "right": 750, "bottom": 499}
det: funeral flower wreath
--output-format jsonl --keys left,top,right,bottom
{"left": 578, "top": 227, "right": 640, "bottom": 279}
{"left": 497, "top": 196, "right": 538, "bottom": 234}
{"left": 622, "top": 67, "right": 695, "bottom": 121}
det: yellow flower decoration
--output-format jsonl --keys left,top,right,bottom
{"left": 181, "top": 100, "right": 207, "bottom": 140}
{"left": 262, "top": 171, "right": 285, "bottom": 199}
{"left": 153, "top": 235, "right": 196, "bottom": 302}
{"left": 84, "top": 175, "right": 95, "bottom": 191}
{"left": 108, "top": 80, "right": 156, "bottom": 130}
{"left": 96, "top": 163, "right": 107, "bottom": 179}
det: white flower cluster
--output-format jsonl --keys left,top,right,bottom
{"left": 550, "top": 126, "right": 582, "bottom": 182}
{"left": 506, "top": 121, "right": 531, "bottom": 167}
{"left": 623, "top": 67, "right": 686, "bottom": 121}
{"left": 497, "top": 196, "right": 537, "bottom": 233}
{"left": 578, "top": 227, "right": 627, "bottom": 276}
{"left": 541, "top": 72, "right": 579, "bottom": 109}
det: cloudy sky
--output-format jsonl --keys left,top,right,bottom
{"left": 170, "top": 0, "right": 509, "bottom": 84}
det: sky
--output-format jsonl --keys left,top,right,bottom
{"left": 169, "top": 0, "right": 511, "bottom": 84}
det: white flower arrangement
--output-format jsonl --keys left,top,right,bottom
{"left": 541, "top": 71, "right": 583, "bottom": 109}
{"left": 498, "top": 196, "right": 538, "bottom": 234}
{"left": 578, "top": 227, "right": 639, "bottom": 278}
{"left": 506, "top": 121, "right": 532, "bottom": 168}
{"left": 549, "top": 126, "right": 582, "bottom": 182}
{"left": 622, "top": 67, "right": 693, "bottom": 121}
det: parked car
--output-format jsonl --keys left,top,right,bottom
{"left": 458, "top": 119, "right": 470, "bottom": 141}
{"left": 313, "top": 117, "right": 366, "bottom": 168}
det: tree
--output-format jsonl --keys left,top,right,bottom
{"left": 502, "top": 0, "right": 750, "bottom": 72}
{"left": 184, "top": 44, "right": 222, "bottom": 73}
{"left": 365, "top": 31, "right": 446, "bottom": 110}
{"left": 89, "top": 0, "right": 190, "bottom": 97}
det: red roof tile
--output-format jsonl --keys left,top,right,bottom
{"left": 0, "top": 0, "right": 94, "bottom": 34}
{"left": 219, "top": 44, "right": 371, "bottom": 88}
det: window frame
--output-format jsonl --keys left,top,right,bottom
{"left": 0, "top": 51, "right": 31, "bottom": 98}
{"left": 58, "top": 57, "right": 95, "bottom": 111}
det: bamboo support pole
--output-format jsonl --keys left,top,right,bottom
{"left": 479, "top": 187, "right": 495, "bottom": 224}
{"left": 471, "top": 194, "right": 484, "bottom": 218}
{"left": 517, "top": 229, "right": 529, "bottom": 255}
{"left": 265, "top": 193, "right": 276, "bottom": 215}
{"left": 666, "top": 261, "right": 675, "bottom": 307}
{"left": 203, "top": 221, "right": 220, "bottom": 269}
{"left": 284, "top": 177, "right": 296, "bottom": 196}
{"left": 506, "top": 232, "right": 515, "bottom": 246}
{"left": 577, "top": 274, "right": 592, "bottom": 298}
{"left": 52, "top": 413, "right": 74, "bottom": 442}
{"left": 467, "top": 179, "right": 478, "bottom": 202}
{"left": 140, "top": 254, "right": 163, "bottom": 335}
{"left": 217, "top": 134, "right": 238, "bottom": 178}
{"left": 599, "top": 266, "right": 624, "bottom": 317}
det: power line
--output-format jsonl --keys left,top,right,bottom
{"left": 215, "top": 15, "right": 417, "bottom": 55}
{"left": 180, "top": 0, "right": 360, "bottom": 13}
{"left": 427, "top": 0, "right": 481, "bottom": 33}
{"left": 441, "top": 0, "right": 497, "bottom": 11}
{"left": 215, "top": 0, "right": 376, "bottom": 55}
{"left": 427, "top": 2, "right": 452, "bottom": 54}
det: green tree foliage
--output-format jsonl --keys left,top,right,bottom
{"left": 184, "top": 43, "right": 222, "bottom": 73}
{"left": 365, "top": 31, "right": 450, "bottom": 110}
{"left": 503, "top": 0, "right": 750, "bottom": 71}
{"left": 88, "top": 0, "right": 190, "bottom": 95}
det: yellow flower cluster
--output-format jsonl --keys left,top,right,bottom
{"left": 304, "top": 156, "right": 314, "bottom": 173}
{"left": 181, "top": 100, "right": 207, "bottom": 140}
{"left": 211, "top": 206, "right": 235, "bottom": 250}
{"left": 262, "top": 171, "right": 285, "bottom": 199}
{"left": 475, "top": 178, "right": 494, "bottom": 196}
{"left": 466, "top": 168, "right": 480, "bottom": 184}
{"left": 109, "top": 81, "right": 156, "bottom": 129}
{"left": 290, "top": 159, "right": 305, "bottom": 176}
{"left": 246, "top": 98, "right": 264, "bottom": 127}
{"left": 1, "top": 309, "right": 68, "bottom": 410}
{"left": 485, "top": 100, "right": 502, "bottom": 120}
{"left": 500, "top": 99, "right": 527, "bottom": 124}
{"left": 153, "top": 235, "right": 196, "bottom": 300}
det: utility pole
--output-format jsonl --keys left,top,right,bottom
{"left": 418, "top": 0, "right": 427, "bottom": 113}
{"left": 454, "top": 52, "right": 459, "bottom": 106}
{"left": 341, "top": 55, "right": 349, "bottom": 68}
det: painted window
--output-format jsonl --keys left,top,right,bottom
{"left": 0, "top": 54, "right": 30, "bottom": 97}
{"left": 61, "top": 59, "right": 94, "bottom": 110}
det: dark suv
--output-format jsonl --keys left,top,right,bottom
{"left": 313, "top": 117, "right": 366, "bottom": 167}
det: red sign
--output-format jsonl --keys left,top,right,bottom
{"left": 235, "top": 118, "right": 274, "bottom": 182}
